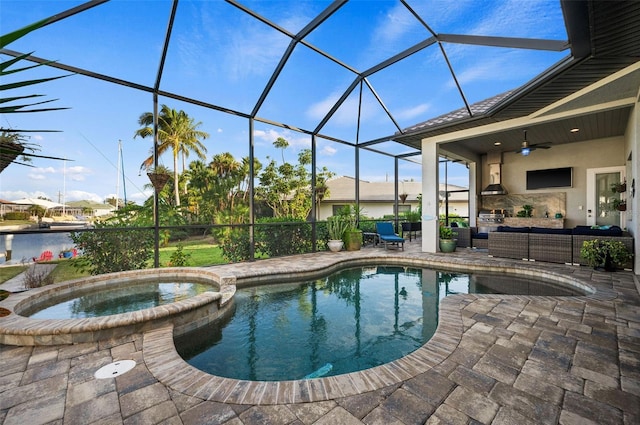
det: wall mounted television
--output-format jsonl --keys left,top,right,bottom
{"left": 526, "top": 167, "right": 572, "bottom": 190}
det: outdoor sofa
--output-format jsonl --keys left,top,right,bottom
{"left": 448, "top": 225, "right": 486, "bottom": 249}
{"left": 450, "top": 225, "right": 633, "bottom": 269}
{"left": 487, "top": 225, "right": 633, "bottom": 268}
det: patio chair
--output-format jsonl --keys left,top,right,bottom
{"left": 375, "top": 222, "right": 405, "bottom": 250}
{"left": 35, "top": 250, "right": 53, "bottom": 262}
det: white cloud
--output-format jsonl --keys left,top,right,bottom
{"left": 217, "top": 128, "right": 223, "bottom": 133}
{"left": 65, "top": 165, "right": 91, "bottom": 182}
{"left": 224, "top": 24, "right": 288, "bottom": 81}
{"left": 64, "top": 190, "right": 103, "bottom": 203}
{"left": 307, "top": 92, "right": 379, "bottom": 127}
{"left": 34, "top": 167, "right": 56, "bottom": 174}
{"left": 372, "top": 3, "right": 419, "bottom": 45}
{"left": 27, "top": 173, "right": 47, "bottom": 180}
{"left": 320, "top": 145, "right": 337, "bottom": 156}
{"left": 66, "top": 165, "right": 89, "bottom": 174}
{"left": 253, "top": 128, "right": 310, "bottom": 149}
{"left": 307, "top": 93, "right": 341, "bottom": 122}
{"left": 1, "top": 190, "right": 49, "bottom": 201}
{"left": 128, "top": 190, "right": 152, "bottom": 204}
{"left": 253, "top": 128, "right": 283, "bottom": 143}
{"left": 395, "top": 103, "right": 431, "bottom": 121}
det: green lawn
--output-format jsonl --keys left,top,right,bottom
{"left": 0, "top": 219, "right": 35, "bottom": 227}
{"left": 156, "top": 239, "right": 227, "bottom": 267}
{"left": 0, "top": 265, "right": 27, "bottom": 282}
{"left": 0, "top": 237, "right": 229, "bottom": 285}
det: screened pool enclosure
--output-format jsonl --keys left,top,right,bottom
{"left": 2, "top": 0, "right": 634, "bottom": 266}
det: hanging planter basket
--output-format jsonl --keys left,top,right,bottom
{"left": 611, "top": 182, "right": 626, "bottom": 193}
{"left": 147, "top": 172, "right": 170, "bottom": 192}
{"left": 0, "top": 141, "right": 25, "bottom": 173}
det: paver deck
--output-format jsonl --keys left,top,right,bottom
{"left": 1, "top": 241, "right": 639, "bottom": 424}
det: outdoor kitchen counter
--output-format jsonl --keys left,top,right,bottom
{"left": 503, "top": 217, "right": 564, "bottom": 228}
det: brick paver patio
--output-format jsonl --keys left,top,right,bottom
{"left": 1, "top": 241, "right": 638, "bottom": 424}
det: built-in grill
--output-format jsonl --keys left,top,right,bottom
{"left": 478, "top": 210, "right": 505, "bottom": 224}
{"left": 477, "top": 210, "right": 505, "bottom": 233}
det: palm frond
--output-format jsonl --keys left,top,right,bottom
{"left": 0, "top": 74, "right": 70, "bottom": 91}
{"left": 0, "top": 94, "right": 43, "bottom": 104}
{"left": 0, "top": 129, "right": 61, "bottom": 133}
{"left": 0, "top": 18, "right": 50, "bottom": 48}
{"left": 0, "top": 17, "right": 72, "bottom": 173}
{"left": 0, "top": 52, "right": 35, "bottom": 72}
{"left": 1, "top": 106, "right": 71, "bottom": 114}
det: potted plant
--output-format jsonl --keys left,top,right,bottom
{"left": 339, "top": 205, "right": 362, "bottom": 251}
{"left": 611, "top": 180, "right": 627, "bottom": 193}
{"left": 516, "top": 204, "right": 534, "bottom": 218}
{"left": 403, "top": 210, "right": 421, "bottom": 223}
{"left": 580, "top": 239, "right": 632, "bottom": 271}
{"left": 612, "top": 198, "right": 627, "bottom": 211}
{"left": 401, "top": 210, "right": 422, "bottom": 240}
{"left": 326, "top": 215, "right": 348, "bottom": 252}
{"left": 439, "top": 225, "right": 457, "bottom": 253}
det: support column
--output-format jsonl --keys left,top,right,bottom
{"left": 468, "top": 162, "right": 478, "bottom": 227}
{"left": 421, "top": 140, "right": 439, "bottom": 252}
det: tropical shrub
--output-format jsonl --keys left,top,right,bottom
{"left": 220, "top": 217, "right": 313, "bottom": 262}
{"left": 168, "top": 244, "right": 191, "bottom": 267}
{"left": 255, "top": 217, "right": 312, "bottom": 257}
{"left": 70, "top": 225, "right": 153, "bottom": 275}
{"left": 4, "top": 211, "right": 29, "bottom": 220}
{"left": 580, "top": 239, "right": 632, "bottom": 269}
{"left": 220, "top": 226, "right": 251, "bottom": 263}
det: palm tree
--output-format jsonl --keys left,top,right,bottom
{"left": 134, "top": 105, "right": 209, "bottom": 206}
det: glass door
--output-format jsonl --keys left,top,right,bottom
{"left": 586, "top": 167, "right": 625, "bottom": 226}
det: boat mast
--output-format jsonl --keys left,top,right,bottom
{"left": 115, "top": 140, "right": 121, "bottom": 210}
{"left": 62, "top": 159, "right": 66, "bottom": 215}
{"left": 121, "top": 140, "right": 127, "bottom": 205}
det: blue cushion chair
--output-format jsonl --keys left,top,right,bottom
{"left": 375, "top": 222, "right": 405, "bottom": 250}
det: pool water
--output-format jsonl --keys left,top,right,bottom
{"left": 175, "top": 266, "right": 580, "bottom": 381}
{"left": 26, "top": 282, "right": 215, "bottom": 319}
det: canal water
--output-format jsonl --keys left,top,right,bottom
{"left": 0, "top": 232, "right": 75, "bottom": 264}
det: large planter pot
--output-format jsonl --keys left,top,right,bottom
{"left": 327, "top": 240, "right": 344, "bottom": 252}
{"left": 594, "top": 253, "right": 616, "bottom": 272}
{"left": 343, "top": 230, "right": 362, "bottom": 251}
{"left": 439, "top": 238, "right": 457, "bottom": 253}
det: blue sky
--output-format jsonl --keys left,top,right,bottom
{"left": 0, "top": 0, "right": 568, "bottom": 205}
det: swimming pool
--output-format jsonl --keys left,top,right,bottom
{"left": 175, "top": 265, "right": 581, "bottom": 381}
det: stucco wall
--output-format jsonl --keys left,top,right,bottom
{"left": 481, "top": 137, "right": 626, "bottom": 229}
{"left": 623, "top": 100, "right": 638, "bottom": 273}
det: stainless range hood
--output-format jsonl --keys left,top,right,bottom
{"left": 481, "top": 152, "right": 507, "bottom": 195}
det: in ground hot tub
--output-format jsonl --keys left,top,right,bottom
{"left": 0, "top": 268, "right": 235, "bottom": 346}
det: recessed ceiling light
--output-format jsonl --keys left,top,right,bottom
{"left": 570, "top": 128, "right": 580, "bottom": 133}
{"left": 494, "top": 141, "right": 502, "bottom": 146}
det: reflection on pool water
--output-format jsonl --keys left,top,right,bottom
{"left": 26, "top": 282, "right": 215, "bottom": 319}
{"left": 175, "top": 265, "right": 581, "bottom": 381}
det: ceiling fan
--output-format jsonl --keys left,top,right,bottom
{"left": 513, "top": 130, "right": 551, "bottom": 156}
